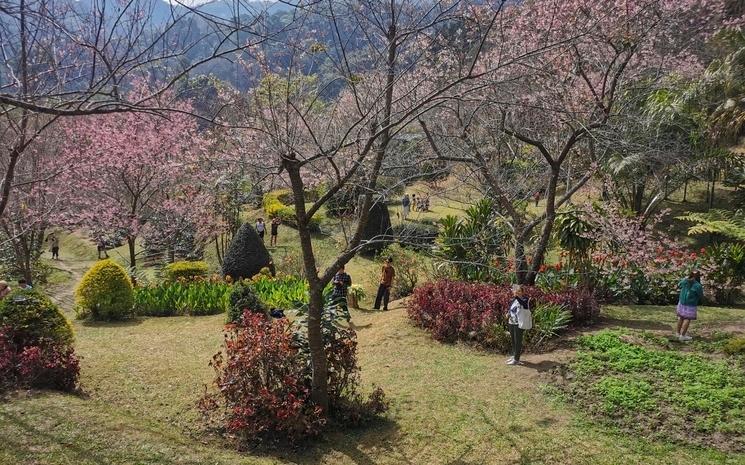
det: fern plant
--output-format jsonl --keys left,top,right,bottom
{"left": 677, "top": 209, "right": 745, "bottom": 241}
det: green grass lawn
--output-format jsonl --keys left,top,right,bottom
{"left": 2, "top": 302, "right": 745, "bottom": 464}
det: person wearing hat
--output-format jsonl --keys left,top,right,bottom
{"left": 0, "top": 281, "right": 11, "bottom": 299}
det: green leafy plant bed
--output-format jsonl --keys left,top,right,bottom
{"left": 555, "top": 330, "right": 745, "bottom": 452}
{"left": 134, "top": 279, "right": 232, "bottom": 316}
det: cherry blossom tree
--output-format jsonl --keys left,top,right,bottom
{"left": 228, "top": 0, "right": 522, "bottom": 411}
{"left": 420, "top": 0, "right": 729, "bottom": 284}
{"left": 56, "top": 89, "right": 210, "bottom": 268}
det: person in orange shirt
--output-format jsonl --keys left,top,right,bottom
{"left": 374, "top": 257, "right": 395, "bottom": 311}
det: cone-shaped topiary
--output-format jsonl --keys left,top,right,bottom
{"left": 0, "top": 289, "right": 74, "bottom": 347}
{"left": 360, "top": 199, "right": 393, "bottom": 256}
{"left": 75, "top": 259, "right": 134, "bottom": 320}
{"left": 222, "top": 223, "right": 273, "bottom": 281}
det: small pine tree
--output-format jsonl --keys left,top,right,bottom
{"left": 360, "top": 199, "right": 393, "bottom": 257}
{"left": 222, "top": 223, "right": 273, "bottom": 281}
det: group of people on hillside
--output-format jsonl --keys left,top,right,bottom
{"left": 328, "top": 257, "right": 396, "bottom": 316}
{"left": 255, "top": 217, "right": 282, "bottom": 247}
{"left": 400, "top": 193, "right": 430, "bottom": 220}
{"left": 0, "top": 278, "right": 34, "bottom": 300}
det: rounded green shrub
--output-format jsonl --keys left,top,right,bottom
{"left": 222, "top": 223, "right": 273, "bottom": 282}
{"left": 228, "top": 282, "right": 268, "bottom": 323}
{"left": 162, "top": 260, "right": 209, "bottom": 282}
{"left": 75, "top": 259, "right": 134, "bottom": 320}
{"left": 0, "top": 289, "right": 74, "bottom": 347}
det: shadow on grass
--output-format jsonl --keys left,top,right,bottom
{"left": 247, "top": 416, "right": 402, "bottom": 465}
{"left": 79, "top": 318, "right": 144, "bottom": 328}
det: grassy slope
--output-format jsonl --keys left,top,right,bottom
{"left": 2, "top": 304, "right": 745, "bottom": 465}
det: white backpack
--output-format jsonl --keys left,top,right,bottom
{"left": 517, "top": 302, "right": 533, "bottom": 330}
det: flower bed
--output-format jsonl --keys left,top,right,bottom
{"left": 407, "top": 280, "right": 599, "bottom": 349}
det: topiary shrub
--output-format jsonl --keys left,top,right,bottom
{"left": 162, "top": 260, "right": 209, "bottom": 282}
{"left": 222, "top": 223, "right": 273, "bottom": 282}
{"left": 392, "top": 222, "right": 439, "bottom": 251}
{"left": 0, "top": 289, "right": 74, "bottom": 347}
{"left": 228, "top": 281, "right": 269, "bottom": 323}
{"left": 75, "top": 259, "right": 134, "bottom": 320}
{"left": 360, "top": 199, "right": 393, "bottom": 257}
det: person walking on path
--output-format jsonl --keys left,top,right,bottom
{"left": 0, "top": 281, "right": 11, "bottom": 299}
{"left": 256, "top": 218, "right": 266, "bottom": 242}
{"left": 97, "top": 237, "right": 109, "bottom": 259}
{"left": 46, "top": 233, "right": 60, "bottom": 260}
{"left": 401, "top": 194, "right": 411, "bottom": 220}
{"left": 507, "top": 285, "right": 532, "bottom": 366}
{"left": 270, "top": 217, "right": 281, "bottom": 247}
{"left": 374, "top": 257, "right": 395, "bottom": 311}
{"left": 676, "top": 270, "right": 703, "bottom": 342}
{"left": 411, "top": 194, "right": 417, "bottom": 213}
{"left": 330, "top": 265, "right": 353, "bottom": 321}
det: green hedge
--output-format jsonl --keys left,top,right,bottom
{"left": 162, "top": 260, "right": 209, "bottom": 282}
{"left": 262, "top": 190, "right": 323, "bottom": 232}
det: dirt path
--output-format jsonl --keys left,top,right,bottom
{"left": 44, "top": 257, "right": 95, "bottom": 314}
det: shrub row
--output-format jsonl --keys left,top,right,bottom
{"left": 408, "top": 280, "right": 599, "bottom": 348}
{"left": 262, "top": 190, "right": 322, "bottom": 232}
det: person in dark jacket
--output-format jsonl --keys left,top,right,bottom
{"left": 675, "top": 270, "right": 703, "bottom": 342}
{"left": 507, "top": 285, "right": 530, "bottom": 365}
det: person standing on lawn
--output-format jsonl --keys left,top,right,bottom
{"left": 401, "top": 194, "right": 411, "bottom": 220}
{"left": 330, "top": 265, "right": 353, "bottom": 320}
{"left": 46, "top": 233, "right": 60, "bottom": 260}
{"left": 676, "top": 270, "right": 703, "bottom": 342}
{"left": 270, "top": 217, "right": 281, "bottom": 247}
{"left": 374, "top": 257, "right": 395, "bottom": 311}
{"left": 507, "top": 285, "right": 532, "bottom": 366}
{"left": 255, "top": 218, "right": 266, "bottom": 242}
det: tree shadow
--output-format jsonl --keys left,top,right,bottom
{"left": 251, "top": 416, "right": 402, "bottom": 465}
{"left": 79, "top": 318, "right": 144, "bottom": 328}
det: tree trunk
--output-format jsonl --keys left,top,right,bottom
{"left": 306, "top": 284, "right": 328, "bottom": 410}
{"left": 524, "top": 166, "right": 561, "bottom": 285}
{"left": 127, "top": 237, "right": 137, "bottom": 269}
{"left": 682, "top": 179, "right": 688, "bottom": 202}
{"left": 285, "top": 160, "right": 329, "bottom": 412}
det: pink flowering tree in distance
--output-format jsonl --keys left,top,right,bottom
{"left": 56, "top": 87, "right": 210, "bottom": 269}
{"left": 419, "top": 0, "right": 731, "bottom": 284}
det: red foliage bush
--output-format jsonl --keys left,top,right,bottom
{"left": 17, "top": 344, "right": 80, "bottom": 391}
{"left": 0, "top": 326, "right": 80, "bottom": 393}
{"left": 199, "top": 311, "right": 387, "bottom": 446}
{"left": 408, "top": 280, "right": 599, "bottom": 345}
{"left": 201, "top": 313, "right": 326, "bottom": 444}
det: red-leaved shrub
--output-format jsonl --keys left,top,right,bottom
{"left": 200, "top": 313, "right": 326, "bottom": 444}
{"left": 0, "top": 326, "right": 80, "bottom": 393}
{"left": 200, "top": 311, "right": 387, "bottom": 446}
{"left": 17, "top": 343, "right": 80, "bottom": 391}
{"left": 408, "top": 280, "right": 599, "bottom": 346}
